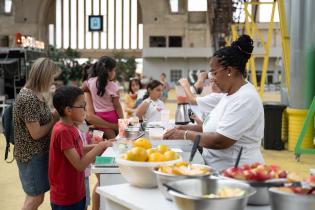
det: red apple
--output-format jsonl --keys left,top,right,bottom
{"left": 250, "top": 162, "right": 261, "bottom": 169}
{"left": 255, "top": 169, "right": 272, "bottom": 181}
{"left": 306, "top": 175, "right": 315, "bottom": 185}
{"left": 241, "top": 163, "right": 251, "bottom": 170}
{"left": 223, "top": 167, "right": 245, "bottom": 180}
{"left": 278, "top": 170, "right": 287, "bottom": 179}
{"left": 243, "top": 170, "right": 256, "bottom": 180}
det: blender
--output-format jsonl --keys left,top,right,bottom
{"left": 175, "top": 85, "right": 191, "bottom": 125}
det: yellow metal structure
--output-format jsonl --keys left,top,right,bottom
{"left": 277, "top": 0, "right": 291, "bottom": 94}
{"left": 229, "top": 0, "right": 290, "bottom": 98}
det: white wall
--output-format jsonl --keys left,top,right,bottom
{"left": 143, "top": 57, "right": 209, "bottom": 85}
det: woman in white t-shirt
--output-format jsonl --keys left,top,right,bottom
{"left": 164, "top": 35, "right": 265, "bottom": 170}
{"left": 136, "top": 80, "right": 165, "bottom": 122}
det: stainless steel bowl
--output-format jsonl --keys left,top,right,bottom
{"left": 244, "top": 178, "right": 287, "bottom": 205}
{"left": 125, "top": 127, "right": 141, "bottom": 140}
{"left": 167, "top": 178, "right": 256, "bottom": 210}
{"left": 269, "top": 188, "right": 315, "bottom": 210}
{"left": 154, "top": 164, "right": 215, "bottom": 200}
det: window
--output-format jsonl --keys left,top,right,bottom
{"left": 4, "top": 0, "right": 12, "bottom": 14}
{"left": 169, "top": 0, "right": 178, "bottom": 13}
{"left": 170, "top": 69, "right": 182, "bottom": 82}
{"left": 149, "top": 36, "right": 166, "bottom": 47}
{"left": 188, "top": 0, "right": 207, "bottom": 12}
{"left": 169, "top": 36, "right": 182, "bottom": 47}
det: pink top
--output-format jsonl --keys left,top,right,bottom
{"left": 82, "top": 77, "right": 119, "bottom": 112}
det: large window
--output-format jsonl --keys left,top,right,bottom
{"left": 149, "top": 36, "right": 166, "bottom": 47}
{"left": 170, "top": 69, "right": 182, "bottom": 82}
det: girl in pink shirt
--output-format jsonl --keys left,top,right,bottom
{"left": 82, "top": 56, "right": 124, "bottom": 139}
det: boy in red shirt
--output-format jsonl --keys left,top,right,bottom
{"left": 49, "top": 86, "right": 112, "bottom": 210}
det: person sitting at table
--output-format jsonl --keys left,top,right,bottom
{"left": 124, "top": 78, "right": 141, "bottom": 118}
{"left": 164, "top": 35, "right": 265, "bottom": 170}
{"left": 135, "top": 80, "right": 165, "bottom": 122}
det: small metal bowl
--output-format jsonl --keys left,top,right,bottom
{"left": 167, "top": 178, "right": 256, "bottom": 210}
{"left": 154, "top": 164, "right": 215, "bottom": 200}
{"left": 269, "top": 187, "right": 315, "bottom": 210}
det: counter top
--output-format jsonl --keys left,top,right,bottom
{"left": 97, "top": 183, "right": 271, "bottom": 210}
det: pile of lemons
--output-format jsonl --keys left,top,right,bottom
{"left": 121, "top": 137, "right": 180, "bottom": 162}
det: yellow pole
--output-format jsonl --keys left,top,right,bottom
{"left": 278, "top": 0, "right": 291, "bottom": 94}
{"left": 259, "top": 2, "right": 276, "bottom": 97}
{"left": 244, "top": 3, "right": 258, "bottom": 87}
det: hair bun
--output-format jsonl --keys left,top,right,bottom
{"left": 231, "top": 35, "right": 254, "bottom": 58}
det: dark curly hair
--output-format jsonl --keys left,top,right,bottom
{"left": 213, "top": 35, "right": 254, "bottom": 78}
{"left": 88, "top": 56, "right": 116, "bottom": 97}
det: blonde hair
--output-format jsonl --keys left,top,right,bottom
{"left": 25, "top": 58, "right": 60, "bottom": 93}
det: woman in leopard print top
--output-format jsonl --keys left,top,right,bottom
{"left": 13, "top": 58, "right": 60, "bottom": 210}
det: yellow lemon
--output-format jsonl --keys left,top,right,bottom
{"left": 133, "top": 138, "right": 152, "bottom": 149}
{"left": 146, "top": 148, "right": 157, "bottom": 156}
{"left": 148, "top": 152, "right": 165, "bottom": 162}
{"left": 175, "top": 161, "right": 189, "bottom": 167}
{"left": 126, "top": 147, "right": 148, "bottom": 161}
{"left": 121, "top": 154, "right": 128, "bottom": 160}
{"left": 163, "top": 150, "right": 178, "bottom": 161}
{"left": 157, "top": 144, "right": 169, "bottom": 154}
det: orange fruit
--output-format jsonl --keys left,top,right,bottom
{"left": 133, "top": 138, "right": 152, "bottom": 149}
{"left": 121, "top": 154, "right": 128, "bottom": 160}
{"left": 163, "top": 150, "right": 178, "bottom": 161}
{"left": 148, "top": 152, "right": 165, "bottom": 162}
{"left": 157, "top": 144, "right": 169, "bottom": 154}
{"left": 126, "top": 147, "right": 148, "bottom": 161}
{"left": 146, "top": 148, "right": 157, "bottom": 156}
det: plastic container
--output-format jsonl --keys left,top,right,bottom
{"left": 175, "top": 86, "right": 188, "bottom": 104}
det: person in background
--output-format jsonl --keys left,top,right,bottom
{"left": 82, "top": 56, "right": 123, "bottom": 139}
{"left": 81, "top": 57, "right": 122, "bottom": 210}
{"left": 49, "top": 86, "right": 112, "bottom": 210}
{"left": 124, "top": 78, "right": 141, "bottom": 118}
{"left": 134, "top": 77, "right": 150, "bottom": 108}
{"left": 13, "top": 58, "right": 60, "bottom": 210}
{"left": 164, "top": 35, "right": 265, "bottom": 171}
{"left": 160, "top": 73, "right": 171, "bottom": 102}
{"left": 136, "top": 80, "right": 165, "bottom": 122}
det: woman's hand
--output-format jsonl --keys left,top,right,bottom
{"left": 178, "top": 78, "right": 190, "bottom": 89}
{"left": 163, "top": 128, "right": 185, "bottom": 140}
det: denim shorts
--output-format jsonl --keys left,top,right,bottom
{"left": 84, "top": 177, "right": 90, "bottom": 207}
{"left": 51, "top": 197, "right": 86, "bottom": 210}
{"left": 16, "top": 152, "right": 50, "bottom": 196}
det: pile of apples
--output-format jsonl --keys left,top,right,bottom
{"left": 223, "top": 162, "right": 287, "bottom": 182}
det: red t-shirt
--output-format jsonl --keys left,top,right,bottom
{"left": 49, "top": 122, "right": 85, "bottom": 205}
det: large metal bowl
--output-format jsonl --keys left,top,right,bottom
{"left": 269, "top": 188, "right": 315, "bottom": 210}
{"left": 167, "top": 178, "right": 256, "bottom": 210}
{"left": 154, "top": 164, "right": 216, "bottom": 200}
{"left": 116, "top": 157, "right": 182, "bottom": 188}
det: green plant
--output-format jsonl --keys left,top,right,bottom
{"left": 47, "top": 45, "right": 82, "bottom": 85}
{"left": 113, "top": 51, "right": 137, "bottom": 82}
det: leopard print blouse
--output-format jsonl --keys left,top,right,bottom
{"left": 13, "top": 88, "right": 52, "bottom": 162}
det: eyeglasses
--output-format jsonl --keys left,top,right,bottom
{"left": 209, "top": 67, "right": 226, "bottom": 77}
{"left": 70, "top": 104, "right": 86, "bottom": 111}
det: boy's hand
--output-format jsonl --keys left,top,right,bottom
{"left": 99, "top": 140, "right": 113, "bottom": 150}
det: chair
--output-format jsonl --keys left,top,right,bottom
{"left": 0, "top": 95, "right": 10, "bottom": 119}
